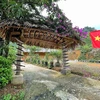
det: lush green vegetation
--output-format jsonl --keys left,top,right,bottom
{"left": 0, "top": 42, "right": 17, "bottom": 88}
{"left": 78, "top": 34, "right": 92, "bottom": 60}
{"left": 78, "top": 26, "right": 100, "bottom": 61}
{"left": 25, "top": 46, "right": 62, "bottom": 68}
{"left": 8, "top": 42, "right": 17, "bottom": 63}
{"left": 0, "top": 42, "right": 17, "bottom": 62}
{"left": 0, "top": 0, "right": 61, "bottom": 20}
{"left": 1, "top": 91, "right": 25, "bottom": 100}
{"left": 49, "top": 50, "right": 62, "bottom": 67}
{"left": 0, "top": 56, "right": 12, "bottom": 88}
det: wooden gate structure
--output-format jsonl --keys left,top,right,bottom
{"left": 0, "top": 20, "right": 84, "bottom": 75}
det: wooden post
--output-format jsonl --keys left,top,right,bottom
{"left": 15, "top": 40, "right": 24, "bottom": 75}
{"left": 61, "top": 43, "right": 71, "bottom": 75}
{"left": 0, "top": 38, "right": 4, "bottom": 56}
{"left": 4, "top": 30, "right": 11, "bottom": 58}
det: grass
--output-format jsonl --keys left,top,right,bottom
{"left": 70, "top": 62, "right": 100, "bottom": 80}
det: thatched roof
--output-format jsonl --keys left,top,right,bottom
{"left": 0, "top": 20, "right": 84, "bottom": 49}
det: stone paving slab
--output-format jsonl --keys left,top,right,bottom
{"left": 20, "top": 63, "right": 100, "bottom": 100}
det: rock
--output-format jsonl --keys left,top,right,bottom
{"left": 11, "top": 74, "right": 24, "bottom": 85}
{"left": 24, "top": 82, "right": 61, "bottom": 100}
{"left": 55, "top": 90, "right": 78, "bottom": 100}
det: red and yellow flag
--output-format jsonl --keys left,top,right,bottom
{"left": 90, "top": 30, "right": 100, "bottom": 48}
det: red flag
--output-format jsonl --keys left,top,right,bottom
{"left": 90, "top": 30, "right": 100, "bottom": 48}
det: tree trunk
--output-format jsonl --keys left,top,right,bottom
{"left": 4, "top": 30, "right": 11, "bottom": 58}
{"left": 0, "top": 30, "right": 10, "bottom": 58}
{"left": 0, "top": 38, "right": 4, "bottom": 56}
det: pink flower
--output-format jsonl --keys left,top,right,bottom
{"left": 52, "top": 3, "right": 55, "bottom": 7}
{"left": 57, "top": 13, "right": 61, "bottom": 18}
{"left": 60, "top": 20, "right": 62, "bottom": 22}
{"left": 44, "top": 4, "right": 47, "bottom": 8}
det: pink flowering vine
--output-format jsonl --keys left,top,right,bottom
{"left": 43, "top": 3, "right": 88, "bottom": 39}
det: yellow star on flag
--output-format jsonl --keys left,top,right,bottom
{"left": 95, "top": 36, "right": 100, "bottom": 41}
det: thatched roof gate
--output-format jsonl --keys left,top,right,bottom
{"left": 0, "top": 19, "right": 84, "bottom": 75}
{"left": 0, "top": 20, "right": 84, "bottom": 49}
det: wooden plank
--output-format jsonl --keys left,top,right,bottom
{"left": 6, "top": 26, "right": 67, "bottom": 38}
{"left": 21, "top": 37, "right": 60, "bottom": 49}
{"left": 11, "top": 32, "right": 20, "bottom": 35}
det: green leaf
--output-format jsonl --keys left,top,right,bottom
{"left": 3, "top": 94, "right": 12, "bottom": 100}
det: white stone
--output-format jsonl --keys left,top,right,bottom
{"left": 11, "top": 74, "right": 24, "bottom": 85}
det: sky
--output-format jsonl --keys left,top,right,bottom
{"left": 57, "top": 0, "right": 100, "bottom": 29}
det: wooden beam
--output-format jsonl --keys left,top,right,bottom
{"left": 5, "top": 26, "right": 66, "bottom": 38}
{"left": 22, "top": 37, "right": 59, "bottom": 46}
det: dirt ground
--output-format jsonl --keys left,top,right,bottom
{"left": 0, "top": 84, "right": 22, "bottom": 96}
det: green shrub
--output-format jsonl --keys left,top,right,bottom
{"left": 16, "top": 91, "right": 25, "bottom": 100}
{"left": 7, "top": 45, "right": 17, "bottom": 64}
{"left": 3, "top": 94, "right": 12, "bottom": 100}
{"left": 0, "top": 56, "right": 12, "bottom": 88}
{"left": 2, "top": 91, "right": 25, "bottom": 100}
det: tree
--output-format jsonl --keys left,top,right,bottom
{"left": 83, "top": 26, "right": 95, "bottom": 32}
{"left": 0, "top": 0, "right": 61, "bottom": 20}
{"left": 78, "top": 27, "right": 96, "bottom": 60}
{"left": 50, "top": 50, "right": 62, "bottom": 67}
{"left": 24, "top": 45, "right": 41, "bottom": 55}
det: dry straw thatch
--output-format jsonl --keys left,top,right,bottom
{"left": 0, "top": 19, "right": 84, "bottom": 49}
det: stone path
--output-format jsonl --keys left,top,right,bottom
{"left": 21, "top": 63, "right": 100, "bottom": 100}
